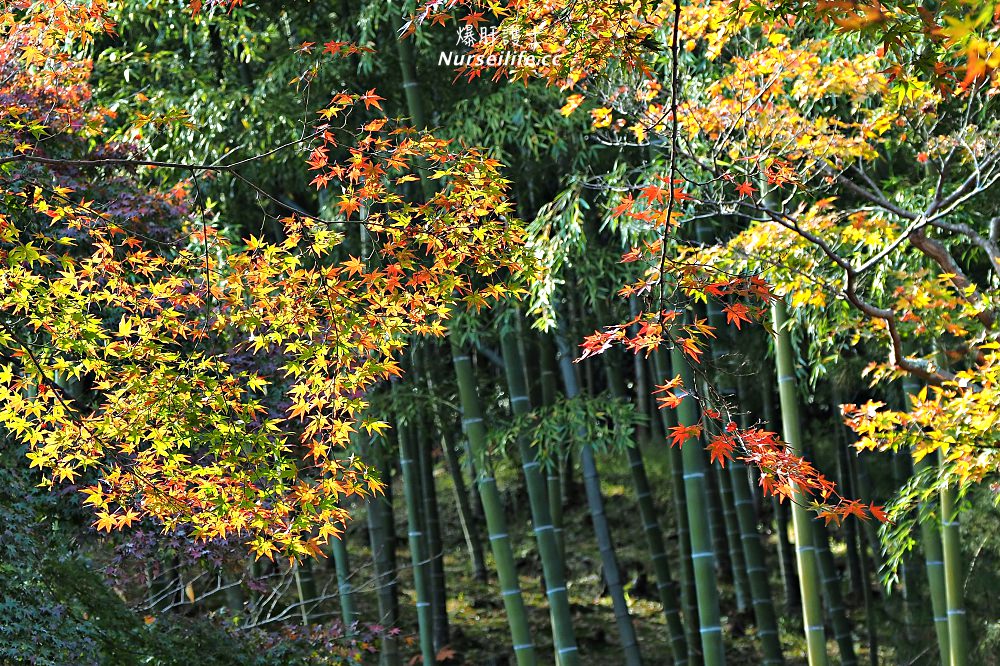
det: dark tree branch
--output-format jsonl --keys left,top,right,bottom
{"left": 907, "top": 228, "right": 995, "bottom": 328}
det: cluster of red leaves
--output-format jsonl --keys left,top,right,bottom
{"left": 658, "top": 395, "right": 887, "bottom": 525}
{"left": 579, "top": 310, "right": 715, "bottom": 361}
{"left": 576, "top": 238, "right": 884, "bottom": 523}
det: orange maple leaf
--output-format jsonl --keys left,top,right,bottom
{"left": 359, "top": 89, "right": 385, "bottom": 111}
{"left": 338, "top": 197, "right": 362, "bottom": 217}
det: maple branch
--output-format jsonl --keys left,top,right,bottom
{"left": 907, "top": 227, "right": 995, "bottom": 328}
{"left": 827, "top": 167, "right": 918, "bottom": 221}
{"left": 0, "top": 129, "right": 326, "bottom": 172}
{"left": 853, "top": 214, "right": 929, "bottom": 277}
{"left": 744, "top": 201, "right": 954, "bottom": 385}
{"left": 925, "top": 148, "right": 1000, "bottom": 221}
{"left": 928, "top": 86, "right": 980, "bottom": 208}
{"left": 848, "top": 164, "right": 890, "bottom": 205}
{"left": 826, "top": 167, "right": 995, "bottom": 327}
{"left": 0, "top": 154, "right": 231, "bottom": 171}
{"left": 654, "top": 0, "right": 682, "bottom": 315}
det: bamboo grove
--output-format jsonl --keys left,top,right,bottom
{"left": 1, "top": 0, "right": 1000, "bottom": 665}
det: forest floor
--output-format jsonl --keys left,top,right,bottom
{"left": 322, "top": 440, "right": 894, "bottom": 665}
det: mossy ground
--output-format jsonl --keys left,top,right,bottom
{"left": 317, "top": 440, "right": 906, "bottom": 665}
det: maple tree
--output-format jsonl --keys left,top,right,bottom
{"left": 0, "top": 2, "right": 533, "bottom": 561}
{"left": 410, "top": 0, "right": 908, "bottom": 523}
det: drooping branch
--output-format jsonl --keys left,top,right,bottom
{"left": 929, "top": 218, "right": 1000, "bottom": 283}
{"left": 908, "top": 227, "right": 996, "bottom": 328}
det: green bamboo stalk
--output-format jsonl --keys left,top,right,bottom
{"left": 833, "top": 426, "right": 865, "bottom": 602}
{"left": 331, "top": 523, "right": 358, "bottom": 628}
{"left": 653, "top": 349, "right": 701, "bottom": 662}
{"left": 397, "top": 415, "right": 435, "bottom": 665}
{"left": 761, "top": 376, "right": 801, "bottom": 615}
{"left": 729, "top": 458, "right": 785, "bottom": 665}
{"left": 852, "top": 453, "right": 885, "bottom": 577}
{"left": 538, "top": 335, "right": 566, "bottom": 557}
{"left": 832, "top": 390, "right": 875, "bottom": 665}
{"left": 501, "top": 328, "right": 583, "bottom": 664}
{"left": 693, "top": 227, "right": 745, "bottom": 607}
{"left": 844, "top": 440, "right": 879, "bottom": 666}
{"left": 442, "top": 425, "right": 489, "bottom": 581}
{"left": 728, "top": 377, "right": 785, "bottom": 664}
{"left": 795, "top": 401, "right": 854, "bottom": 664}
{"left": 939, "top": 450, "right": 968, "bottom": 666}
{"left": 416, "top": 417, "right": 450, "bottom": 650}
{"left": 901, "top": 382, "right": 949, "bottom": 665}
{"left": 451, "top": 342, "right": 537, "bottom": 666}
{"left": 913, "top": 502, "right": 943, "bottom": 659}
{"left": 607, "top": 356, "right": 688, "bottom": 665}
{"left": 698, "top": 297, "right": 751, "bottom": 614}
{"left": 893, "top": 451, "right": 919, "bottom": 647}
{"left": 704, "top": 462, "right": 734, "bottom": 582}
{"left": 629, "top": 324, "right": 664, "bottom": 448}
{"left": 815, "top": 524, "right": 857, "bottom": 665}
{"left": 670, "top": 340, "right": 726, "bottom": 665}
{"left": 422, "top": 344, "right": 488, "bottom": 582}
{"left": 366, "top": 448, "right": 401, "bottom": 665}
{"left": 714, "top": 462, "right": 750, "bottom": 611}
{"left": 772, "top": 300, "right": 828, "bottom": 666}
{"left": 547, "top": 331, "right": 641, "bottom": 666}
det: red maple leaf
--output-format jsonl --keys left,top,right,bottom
{"left": 323, "top": 41, "right": 347, "bottom": 56}
{"left": 723, "top": 302, "right": 752, "bottom": 329}
{"left": 706, "top": 434, "right": 735, "bottom": 466}
{"left": 461, "top": 11, "right": 487, "bottom": 27}
{"left": 338, "top": 197, "right": 361, "bottom": 217}
{"left": 668, "top": 423, "right": 702, "bottom": 448}
{"left": 612, "top": 195, "right": 634, "bottom": 217}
